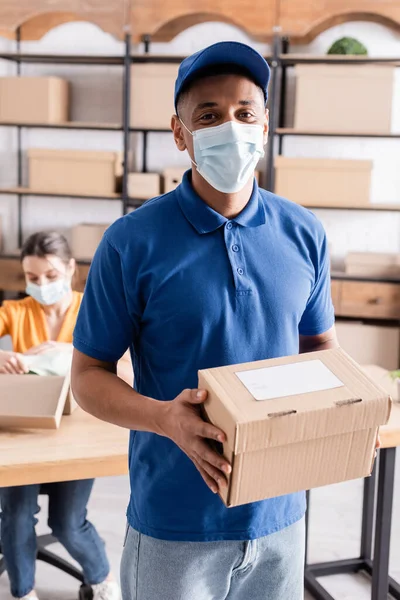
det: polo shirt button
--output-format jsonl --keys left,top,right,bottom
{"left": 226, "top": 222, "right": 233, "bottom": 230}
{"left": 232, "top": 245, "right": 239, "bottom": 252}
{"left": 237, "top": 267, "right": 244, "bottom": 275}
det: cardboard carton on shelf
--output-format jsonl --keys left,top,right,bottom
{"left": 199, "top": 348, "right": 391, "bottom": 508}
{"left": 274, "top": 156, "right": 372, "bottom": 207}
{"left": 71, "top": 223, "right": 110, "bottom": 260}
{"left": 28, "top": 149, "right": 123, "bottom": 197}
{"left": 128, "top": 173, "right": 160, "bottom": 199}
{"left": 294, "top": 65, "right": 395, "bottom": 133}
{"left": 0, "top": 77, "right": 69, "bottom": 124}
{"left": 0, "top": 372, "right": 74, "bottom": 430}
{"left": 345, "top": 252, "right": 400, "bottom": 279}
{"left": 130, "top": 64, "right": 178, "bottom": 129}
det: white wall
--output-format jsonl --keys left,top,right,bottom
{"left": 0, "top": 20, "right": 399, "bottom": 261}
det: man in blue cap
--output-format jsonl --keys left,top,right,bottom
{"left": 72, "top": 41, "right": 337, "bottom": 600}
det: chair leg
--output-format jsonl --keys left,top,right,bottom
{"left": 79, "top": 584, "right": 94, "bottom": 600}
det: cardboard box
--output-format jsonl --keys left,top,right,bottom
{"left": 128, "top": 173, "right": 160, "bottom": 199}
{"left": 130, "top": 64, "right": 178, "bottom": 129}
{"left": 163, "top": 167, "right": 188, "bottom": 193}
{"left": 336, "top": 321, "right": 400, "bottom": 371}
{"left": 345, "top": 252, "right": 400, "bottom": 278}
{"left": 199, "top": 348, "right": 391, "bottom": 507}
{"left": 28, "top": 149, "right": 123, "bottom": 196}
{"left": 294, "top": 65, "right": 395, "bottom": 133}
{"left": 0, "top": 77, "right": 69, "bottom": 124}
{"left": 71, "top": 223, "right": 110, "bottom": 260}
{"left": 0, "top": 373, "right": 73, "bottom": 429}
{"left": 275, "top": 157, "right": 372, "bottom": 207}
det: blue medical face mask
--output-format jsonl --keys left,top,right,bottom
{"left": 181, "top": 120, "right": 265, "bottom": 194}
{"left": 26, "top": 278, "right": 71, "bottom": 306}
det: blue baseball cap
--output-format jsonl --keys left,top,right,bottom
{"left": 174, "top": 41, "right": 271, "bottom": 112}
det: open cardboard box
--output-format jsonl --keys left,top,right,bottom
{"left": 199, "top": 348, "right": 392, "bottom": 508}
{"left": 0, "top": 371, "right": 75, "bottom": 429}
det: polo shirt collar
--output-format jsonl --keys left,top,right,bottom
{"left": 177, "top": 170, "right": 266, "bottom": 235}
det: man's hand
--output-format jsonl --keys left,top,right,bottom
{"left": 159, "top": 389, "right": 232, "bottom": 495}
{"left": 24, "top": 342, "right": 72, "bottom": 355}
{"left": 0, "top": 350, "right": 28, "bottom": 374}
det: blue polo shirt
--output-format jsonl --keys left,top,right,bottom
{"left": 73, "top": 171, "right": 334, "bottom": 542}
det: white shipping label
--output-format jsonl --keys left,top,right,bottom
{"left": 236, "top": 359, "right": 344, "bottom": 401}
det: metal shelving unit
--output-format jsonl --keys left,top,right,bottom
{"left": 0, "top": 32, "right": 276, "bottom": 249}
{"left": 2, "top": 32, "right": 400, "bottom": 250}
{"left": 0, "top": 34, "right": 183, "bottom": 247}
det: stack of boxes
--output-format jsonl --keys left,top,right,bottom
{"left": 275, "top": 64, "right": 397, "bottom": 207}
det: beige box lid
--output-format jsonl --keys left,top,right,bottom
{"left": 0, "top": 373, "right": 71, "bottom": 429}
{"left": 274, "top": 156, "right": 373, "bottom": 172}
{"left": 345, "top": 252, "right": 400, "bottom": 267}
{"left": 200, "top": 348, "right": 391, "bottom": 455}
{"left": 28, "top": 149, "right": 121, "bottom": 163}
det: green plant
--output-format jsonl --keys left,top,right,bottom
{"left": 327, "top": 37, "right": 368, "bottom": 56}
{"left": 389, "top": 370, "right": 400, "bottom": 380}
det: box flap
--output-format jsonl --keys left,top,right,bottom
{"left": 274, "top": 156, "right": 373, "bottom": 172}
{"left": 201, "top": 348, "right": 391, "bottom": 455}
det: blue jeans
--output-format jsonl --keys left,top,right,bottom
{"left": 0, "top": 479, "right": 110, "bottom": 598}
{"left": 120, "top": 518, "right": 305, "bottom": 600}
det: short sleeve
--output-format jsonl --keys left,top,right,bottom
{"left": 73, "top": 235, "right": 138, "bottom": 362}
{"left": 0, "top": 305, "right": 10, "bottom": 338}
{"left": 299, "top": 229, "right": 335, "bottom": 337}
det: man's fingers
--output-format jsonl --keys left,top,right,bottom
{"left": 192, "top": 458, "right": 219, "bottom": 494}
{"left": 188, "top": 389, "right": 208, "bottom": 404}
{"left": 193, "top": 453, "right": 228, "bottom": 489}
{"left": 194, "top": 439, "right": 231, "bottom": 475}
{"left": 195, "top": 420, "right": 226, "bottom": 444}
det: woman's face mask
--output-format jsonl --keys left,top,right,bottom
{"left": 23, "top": 255, "right": 73, "bottom": 307}
{"left": 181, "top": 119, "right": 265, "bottom": 194}
{"left": 26, "top": 278, "right": 72, "bottom": 306}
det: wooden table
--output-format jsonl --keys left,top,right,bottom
{"left": 305, "top": 365, "right": 400, "bottom": 600}
{"left": 0, "top": 407, "right": 129, "bottom": 487}
{"left": 0, "top": 409, "right": 129, "bottom": 597}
